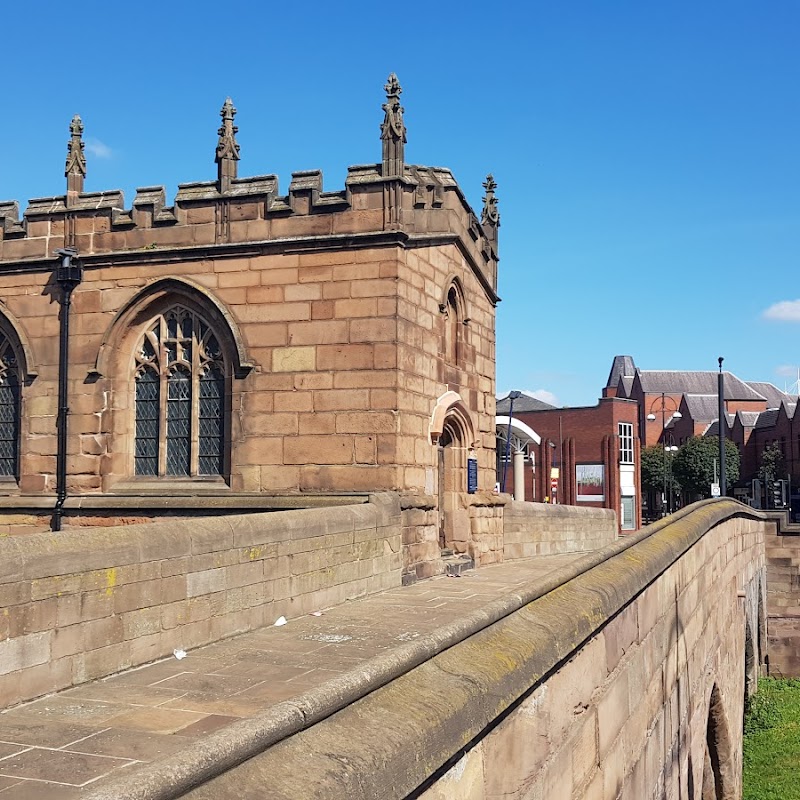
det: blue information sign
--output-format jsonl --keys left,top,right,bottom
{"left": 467, "top": 457, "right": 478, "bottom": 493}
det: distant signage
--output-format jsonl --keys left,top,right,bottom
{"left": 576, "top": 464, "right": 605, "bottom": 502}
{"left": 467, "top": 457, "right": 478, "bottom": 494}
{"left": 711, "top": 483, "right": 721, "bottom": 498}
{"left": 550, "top": 477, "right": 558, "bottom": 494}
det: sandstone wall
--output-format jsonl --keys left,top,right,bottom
{"left": 764, "top": 516, "right": 800, "bottom": 676}
{"left": 400, "top": 494, "right": 442, "bottom": 580}
{"left": 467, "top": 492, "right": 506, "bottom": 566}
{"left": 396, "top": 245, "right": 497, "bottom": 491}
{"left": 172, "top": 500, "right": 766, "bottom": 800}
{"left": 503, "top": 499, "right": 618, "bottom": 558}
{"left": 0, "top": 493, "right": 401, "bottom": 709}
{"left": 420, "top": 504, "right": 765, "bottom": 800}
{"left": 0, "top": 165, "right": 498, "bottom": 503}
{"left": 399, "top": 495, "right": 617, "bottom": 581}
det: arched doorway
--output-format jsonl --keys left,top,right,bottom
{"left": 438, "top": 412, "right": 471, "bottom": 552}
{"left": 430, "top": 392, "right": 476, "bottom": 556}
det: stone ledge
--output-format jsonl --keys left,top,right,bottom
{"left": 0, "top": 493, "right": 370, "bottom": 512}
{"left": 399, "top": 493, "right": 437, "bottom": 510}
{"left": 464, "top": 491, "right": 508, "bottom": 507}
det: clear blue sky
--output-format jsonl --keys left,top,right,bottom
{"left": 2, "top": 2, "right": 798, "bottom": 407}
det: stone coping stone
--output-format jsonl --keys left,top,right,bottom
{"left": 0, "top": 493, "right": 370, "bottom": 512}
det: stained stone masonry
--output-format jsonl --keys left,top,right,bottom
{"left": 0, "top": 77, "right": 499, "bottom": 577}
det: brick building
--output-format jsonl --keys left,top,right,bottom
{"left": 0, "top": 75, "right": 501, "bottom": 574}
{"left": 604, "top": 355, "right": 770, "bottom": 448}
{"left": 496, "top": 391, "right": 641, "bottom": 531}
{"left": 604, "top": 355, "right": 798, "bottom": 510}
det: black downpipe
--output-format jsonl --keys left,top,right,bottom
{"left": 52, "top": 248, "right": 82, "bottom": 532}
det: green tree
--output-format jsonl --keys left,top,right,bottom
{"left": 640, "top": 445, "right": 681, "bottom": 493}
{"left": 758, "top": 442, "right": 785, "bottom": 483}
{"left": 672, "top": 436, "right": 740, "bottom": 499}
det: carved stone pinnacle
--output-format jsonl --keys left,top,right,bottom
{"left": 215, "top": 97, "right": 240, "bottom": 193}
{"left": 481, "top": 174, "right": 499, "bottom": 227}
{"left": 216, "top": 98, "right": 240, "bottom": 164}
{"left": 384, "top": 73, "right": 402, "bottom": 101}
{"left": 65, "top": 114, "right": 87, "bottom": 179}
{"left": 381, "top": 73, "right": 406, "bottom": 178}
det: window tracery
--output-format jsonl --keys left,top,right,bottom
{"left": 0, "top": 335, "right": 20, "bottom": 477}
{"left": 134, "top": 306, "right": 225, "bottom": 477}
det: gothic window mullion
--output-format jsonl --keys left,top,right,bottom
{"left": 190, "top": 346, "right": 201, "bottom": 477}
{"left": 133, "top": 306, "right": 226, "bottom": 480}
{"left": 158, "top": 323, "right": 169, "bottom": 477}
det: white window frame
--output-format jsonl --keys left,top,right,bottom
{"left": 618, "top": 422, "right": 634, "bottom": 464}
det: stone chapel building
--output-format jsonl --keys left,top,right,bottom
{"left": 0, "top": 76, "right": 500, "bottom": 578}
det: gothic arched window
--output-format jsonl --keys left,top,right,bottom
{"left": 134, "top": 306, "right": 226, "bottom": 477}
{"left": 0, "top": 335, "right": 20, "bottom": 477}
{"left": 446, "top": 286, "right": 460, "bottom": 364}
{"left": 441, "top": 280, "right": 468, "bottom": 367}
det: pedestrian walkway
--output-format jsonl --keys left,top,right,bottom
{"left": 0, "top": 553, "right": 586, "bottom": 797}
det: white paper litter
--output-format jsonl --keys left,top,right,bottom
{"left": 173, "top": 649, "right": 187, "bottom": 660}
{"left": 274, "top": 616, "right": 287, "bottom": 626}
{"left": 310, "top": 611, "right": 323, "bottom": 617}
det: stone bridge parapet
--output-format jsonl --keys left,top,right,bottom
{"left": 0, "top": 493, "right": 402, "bottom": 709}
{"left": 131, "top": 499, "right": 765, "bottom": 800}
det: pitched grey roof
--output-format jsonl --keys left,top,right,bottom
{"left": 605, "top": 355, "right": 637, "bottom": 389}
{"left": 747, "top": 381, "right": 796, "bottom": 408}
{"left": 496, "top": 391, "right": 557, "bottom": 414}
{"left": 617, "top": 375, "right": 635, "bottom": 398}
{"left": 638, "top": 370, "right": 764, "bottom": 400}
{"left": 736, "top": 411, "right": 761, "bottom": 428}
{"left": 704, "top": 414, "right": 735, "bottom": 437}
{"left": 682, "top": 394, "right": 722, "bottom": 422}
{"left": 755, "top": 409, "right": 780, "bottom": 430}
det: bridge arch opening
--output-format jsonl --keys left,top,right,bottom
{"left": 702, "top": 684, "right": 734, "bottom": 800}
{"left": 744, "top": 620, "right": 756, "bottom": 701}
{"left": 757, "top": 577, "right": 767, "bottom": 674}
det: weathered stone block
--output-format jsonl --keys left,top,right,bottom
{"left": 0, "top": 631, "right": 51, "bottom": 676}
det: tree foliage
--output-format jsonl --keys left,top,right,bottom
{"left": 758, "top": 443, "right": 785, "bottom": 483}
{"left": 672, "top": 436, "right": 740, "bottom": 498}
{"left": 640, "top": 444, "right": 681, "bottom": 492}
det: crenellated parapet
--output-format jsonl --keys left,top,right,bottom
{"left": 0, "top": 202, "right": 23, "bottom": 238}
{"left": 0, "top": 75, "right": 499, "bottom": 297}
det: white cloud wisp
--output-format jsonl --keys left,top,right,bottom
{"left": 763, "top": 300, "right": 800, "bottom": 322}
{"left": 85, "top": 139, "right": 113, "bottom": 159}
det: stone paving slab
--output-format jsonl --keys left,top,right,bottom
{"left": 0, "top": 554, "right": 584, "bottom": 797}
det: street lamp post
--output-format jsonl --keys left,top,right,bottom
{"left": 501, "top": 391, "right": 522, "bottom": 494}
{"left": 647, "top": 392, "right": 682, "bottom": 517}
{"left": 664, "top": 434, "right": 679, "bottom": 513}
